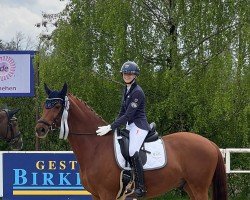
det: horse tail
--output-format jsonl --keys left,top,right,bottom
{"left": 212, "top": 147, "right": 228, "bottom": 200}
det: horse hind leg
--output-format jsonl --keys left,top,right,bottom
{"left": 187, "top": 184, "right": 209, "bottom": 200}
{"left": 92, "top": 195, "right": 100, "bottom": 200}
{"left": 184, "top": 184, "right": 195, "bottom": 200}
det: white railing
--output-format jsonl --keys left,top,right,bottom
{"left": 224, "top": 148, "right": 250, "bottom": 174}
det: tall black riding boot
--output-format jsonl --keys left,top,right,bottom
{"left": 130, "top": 151, "right": 146, "bottom": 198}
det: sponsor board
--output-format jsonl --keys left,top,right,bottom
{"left": 2, "top": 152, "right": 92, "bottom": 200}
{"left": 0, "top": 51, "right": 35, "bottom": 97}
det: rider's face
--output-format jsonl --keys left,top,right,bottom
{"left": 123, "top": 73, "right": 136, "bottom": 84}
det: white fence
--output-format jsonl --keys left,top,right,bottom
{"left": 221, "top": 148, "right": 250, "bottom": 173}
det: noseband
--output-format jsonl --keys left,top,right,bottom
{"left": 0, "top": 110, "right": 21, "bottom": 144}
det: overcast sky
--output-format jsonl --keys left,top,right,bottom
{"left": 0, "top": 0, "right": 68, "bottom": 49}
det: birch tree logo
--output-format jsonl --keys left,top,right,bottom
{"left": 0, "top": 56, "right": 16, "bottom": 81}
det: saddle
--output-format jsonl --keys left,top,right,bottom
{"left": 117, "top": 122, "right": 159, "bottom": 167}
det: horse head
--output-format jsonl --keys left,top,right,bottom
{"left": 0, "top": 108, "right": 23, "bottom": 150}
{"left": 35, "top": 83, "right": 67, "bottom": 138}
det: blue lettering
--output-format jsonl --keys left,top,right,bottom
{"left": 76, "top": 173, "right": 82, "bottom": 185}
{"left": 59, "top": 173, "right": 71, "bottom": 185}
{"left": 43, "top": 173, "right": 54, "bottom": 185}
{"left": 32, "top": 173, "right": 38, "bottom": 185}
{"left": 13, "top": 169, "right": 27, "bottom": 185}
{"left": 13, "top": 169, "right": 81, "bottom": 187}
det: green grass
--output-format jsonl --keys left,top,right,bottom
{"left": 154, "top": 191, "right": 189, "bottom": 200}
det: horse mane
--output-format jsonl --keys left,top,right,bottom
{"left": 68, "top": 93, "right": 107, "bottom": 123}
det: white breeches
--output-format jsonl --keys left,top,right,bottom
{"left": 126, "top": 123, "right": 148, "bottom": 157}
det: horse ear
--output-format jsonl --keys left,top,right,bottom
{"left": 8, "top": 108, "right": 20, "bottom": 118}
{"left": 61, "top": 83, "right": 68, "bottom": 97}
{"left": 44, "top": 83, "right": 52, "bottom": 96}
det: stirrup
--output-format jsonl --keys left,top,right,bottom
{"left": 134, "top": 187, "right": 146, "bottom": 198}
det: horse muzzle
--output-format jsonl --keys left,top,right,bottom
{"left": 11, "top": 136, "right": 23, "bottom": 150}
{"left": 35, "top": 124, "right": 49, "bottom": 138}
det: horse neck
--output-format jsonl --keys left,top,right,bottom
{"left": 67, "top": 94, "right": 106, "bottom": 134}
{"left": 66, "top": 95, "right": 113, "bottom": 169}
{"left": 68, "top": 133, "right": 113, "bottom": 170}
{"left": 0, "top": 111, "right": 7, "bottom": 137}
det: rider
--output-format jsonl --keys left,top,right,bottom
{"left": 96, "top": 61, "right": 150, "bottom": 198}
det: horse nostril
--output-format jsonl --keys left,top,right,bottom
{"left": 41, "top": 127, "right": 46, "bottom": 133}
{"left": 36, "top": 127, "right": 46, "bottom": 135}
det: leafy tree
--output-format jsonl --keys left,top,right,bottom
{"left": 1, "top": 0, "right": 249, "bottom": 198}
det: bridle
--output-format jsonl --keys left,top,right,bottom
{"left": 37, "top": 107, "right": 64, "bottom": 131}
{"left": 37, "top": 97, "right": 96, "bottom": 136}
{"left": 37, "top": 97, "right": 65, "bottom": 131}
{"left": 0, "top": 109, "right": 21, "bottom": 144}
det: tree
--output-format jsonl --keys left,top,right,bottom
{"left": 0, "top": 32, "right": 35, "bottom": 50}
{"left": 2, "top": 0, "right": 249, "bottom": 198}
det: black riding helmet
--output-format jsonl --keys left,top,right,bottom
{"left": 120, "top": 61, "right": 140, "bottom": 76}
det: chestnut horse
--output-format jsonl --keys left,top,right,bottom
{"left": 35, "top": 83, "right": 227, "bottom": 200}
{"left": 0, "top": 108, "right": 23, "bottom": 150}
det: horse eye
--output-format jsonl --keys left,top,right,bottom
{"left": 54, "top": 104, "right": 61, "bottom": 109}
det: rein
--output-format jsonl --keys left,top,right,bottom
{"left": 37, "top": 116, "right": 96, "bottom": 136}
{"left": 37, "top": 113, "right": 97, "bottom": 136}
{"left": 0, "top": 110, "right": 21, "bottom": 143}
{"left": 69, "top": 132, "right": 97, "bottom": 136}
{"left": 37, "top": 115, "right": 96, "bottom": 135}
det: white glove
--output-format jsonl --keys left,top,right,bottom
{"left": 96, "top": 125, "right": 112, "bottom": 136}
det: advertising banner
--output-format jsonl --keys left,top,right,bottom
{"left": 0, "top": 51, "right": 35, "bottom": 97}
{"left": 3, "top": 152, "right": 92, "bottom": 200}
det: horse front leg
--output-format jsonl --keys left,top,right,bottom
{"left": 92, "top": 194, "right": 100, "bottom": 200}
{"left": 99, "top": 191, "right": 118, "bottom": 200}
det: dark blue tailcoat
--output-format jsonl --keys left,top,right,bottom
{"left": 111, "top": 82, "right": 150, "bottom": 131}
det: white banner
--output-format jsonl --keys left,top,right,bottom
{"left": 0, "top": 51, "right": 35, "bottom": 97}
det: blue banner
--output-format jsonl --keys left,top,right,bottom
{"left": 3, "top": 153, "right": 92, "bottom": 200}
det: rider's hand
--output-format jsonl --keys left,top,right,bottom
{"left": 96, "top": 125, "right": 112, "bottom": 136}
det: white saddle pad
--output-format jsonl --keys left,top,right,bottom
{"left": 114, "top": 131, "right": 167, "bottom": 171}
